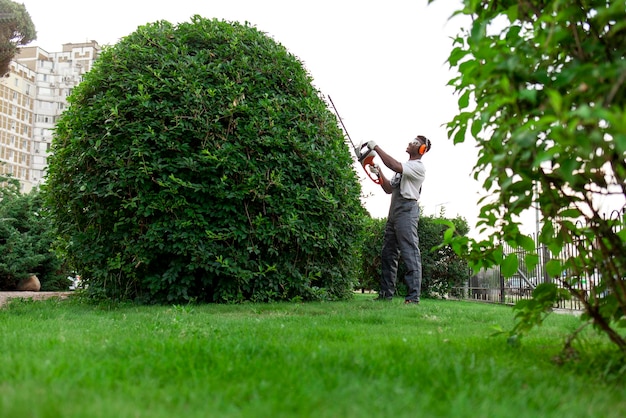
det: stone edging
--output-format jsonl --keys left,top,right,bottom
{"left": 0, "top": 291, "right": 73, "bottom": 308}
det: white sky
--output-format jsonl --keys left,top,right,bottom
{"left": 20, "top": 0, "right": 494, "bottom": 234}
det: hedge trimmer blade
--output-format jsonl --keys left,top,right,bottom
{"left": 328, "top": 96, "right": 381, "bottom": 184}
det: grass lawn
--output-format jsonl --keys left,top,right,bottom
{"left": 1, "top": 293, "right": 624, "bottom": 418}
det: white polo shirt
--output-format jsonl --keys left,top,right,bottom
{"left": 399, "top": 159, "right": 425, "bottom": 200}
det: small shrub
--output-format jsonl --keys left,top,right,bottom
{"left": 0, "top": 178, "right": 67, "bottom": 290}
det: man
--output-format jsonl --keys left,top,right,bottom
{"left": 366, "top": 135, "right": 431, "bottom": 304}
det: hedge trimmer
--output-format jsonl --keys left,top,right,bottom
{"left": 328, "top": 96, "right": 381, "bottom": 184}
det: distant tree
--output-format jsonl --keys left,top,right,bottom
{"left": 0, "top": 178, "right": 67, "bottom": 290}
{"left": 436, "top": 0, "right": 626, "bottom": 352}
{"left": 0, "top": 0, "right": 36, "bottom": 76}
{"left": 43, "top": 16, "right": 366, "bottom": 304}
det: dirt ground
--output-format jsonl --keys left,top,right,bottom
{"left": 0, "top": 291, "right": 73, "bottom": 309}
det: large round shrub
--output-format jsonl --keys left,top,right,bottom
{"left": 44, "top": 16, "right": 366, "bottom": 303}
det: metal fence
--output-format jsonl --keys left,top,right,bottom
{"left": 453, "top": 208, "right": 625, "bottom": 311}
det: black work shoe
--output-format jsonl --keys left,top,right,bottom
{"left": 404, "top": 299, "right": 419, "bottom": 305}
{"left": 373, "top": 296, "right": 392, "bottom": 302}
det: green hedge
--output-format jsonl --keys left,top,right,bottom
{"left": 43, "top": 17, "right": 367, "bottom": 303}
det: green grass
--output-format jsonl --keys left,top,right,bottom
{"left": 1, "top": 294, "right": 624, "bottom": 418}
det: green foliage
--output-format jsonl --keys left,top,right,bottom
{"left": 43, "top": 17, "right": 366, "bottom": 304}
{"left": 505, "top": 283, "right": 572, "bottom": 346}
{"left": 356, "top": 216, "right": 386, "bottom": 291}
{"left": 0, "top": 178, "right": 67, "bottom": 290}
{"left": 0, "top": 0, "right": 36, "bottom": 76}
{"left": 436, "top": 0, "right": 626, "bottom": 351}
{"left": 358, "top": 212, "right": 469, "bottom": 297}
{"left": 421, "top": 215, "right": 470, "bottom": 297}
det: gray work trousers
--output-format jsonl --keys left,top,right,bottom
{"left": 379, "top": 188, "right": 422, "bottom": 302}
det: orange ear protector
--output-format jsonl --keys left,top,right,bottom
{"left": 416, "top": 136, "right": 430, "bottom": 155}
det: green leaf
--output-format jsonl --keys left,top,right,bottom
{"left": 558, "top": 208, "right": 582, "bottom": 219}
{"left": 444, "top": 227, "right": 454, "bottom": 242}
{"left": 516, "top": 234, "right": 535, "bottom": 252}
{"left": 518, "top": 88, "right": 538, "bottom": 105}
{"left": 559, "top": 159, "right": 580, "bottom": 184}
{"left": 458, "top": 90, "right": 471, "bottom": 110}
{"left": 505, "top": 5, "right": 518, "bottom": 23}
{"left": 545, "top": 259, "right": 562, "bottom": 278}
{"left": 546, "top": 90, "right": 562, "bottom": 114}
{"left": 525, "top": 253, "right": 539, "bottom": 272}
{"left": 448, "top": 46, "right": 468, "bottom": 67}
{"left": 470, "top": 118, "right": 482, "bottom": 137}
{"left": 502, "top": 253, "right": 518, "bottom": 277}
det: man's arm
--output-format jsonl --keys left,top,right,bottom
{"left": 372, "top": 145, "right": 403, "bottom": 174}
{"left": 365, "top": 142, "right": 400, "bottom": 194}
{"left": 376, "top": 168, "right": 393, "bottom": 194}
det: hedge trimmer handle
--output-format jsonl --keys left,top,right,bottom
{"left": 359, "top": 148, "right": 382, "bottom": 185}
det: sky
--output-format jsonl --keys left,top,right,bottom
{"left": 19, "top": 0, "right": 494, "bottom": 234}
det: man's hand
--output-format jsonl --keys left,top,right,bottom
{"left": 366, "top": 140, "right": 377, "bottom": 151}
{"left": 369, "top": 164, "right": 380, "bottom": 177}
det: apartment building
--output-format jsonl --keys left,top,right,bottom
{"left": 0, "top": 60, "right": 35, "bottom": 191}
{"left": 0, "top": 41, "right": 100, "bottom": 193}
